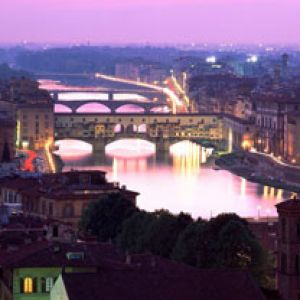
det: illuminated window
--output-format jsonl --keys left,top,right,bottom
{"left": 23, "top": 277, "right": 33, "bottom": 293}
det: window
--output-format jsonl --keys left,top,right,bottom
{"left": 281, "top": 217, "right": 286, "bottom": 242}
{"left": 63, "top": 204, "right": 75, "bottom": 218}
{"left": 46, "top": 278, "right": 54, "bottom": 292}
{"left": 281, "top": 253, "right": 287, "bottom": 273}
{"left": 49, "top": 203, "right": 53, "bottom": 217}
{"left": 53, "top": 225, "right": 59, "bottom": 238}
{"left": 41, "top": 277, "right": 46, "bottom": 292}
{"left": 22, "top": 277, "right": 33, "bottom": 293}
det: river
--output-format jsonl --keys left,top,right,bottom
{"left": 40, "top": 78, "right": 292, "bottom": 219}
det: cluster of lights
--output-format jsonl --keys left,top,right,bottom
{"left": 206, "top": 56, "right": 217, "bottom": 64}
{"left": 95, "top": 72, "right": 183, "bottom": 113}
{"left": 246, "top": 55, "right": 258, "bottom": 63}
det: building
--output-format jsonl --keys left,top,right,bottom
{"left": 115, "top": 63, "right": 140, "bottom": 81}
{"left": 16, "top": 103, "right": 54, "bottom": 150}
{"left": 50, "top": 254, "right": 266, "bottom": 300}
{"left": 251, "top": 94, "right": 300, "bottom": 157}
{"left": 4, "top": 78, "right": 54, "bottom": 151}
{"left": 276, "top": 199, "right": 300, "bottom": 300}
{"left": 0, "top": 241, "right": 124, "bottom": 300}
{"left": 284, "top": 112, "right": 300, "bottom": 163}
{"left": 141, "top": 66, "right": 167, "bottom": 84}
{"left": 0, "top": 99, "right": 16, "bottom": 163}
{"left": 0, "top": 171, "right": 138, "bottom": 226}
{"left": 0, "top": 115, "right": 15, "bottom": 163}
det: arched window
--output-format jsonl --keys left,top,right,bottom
{"left": 23, "top": 277, "right": 33, "bottom": 293}
{"left": 63, "top": 204, "right": 75, "bottom": 218}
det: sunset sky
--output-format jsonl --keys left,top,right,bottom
{"left": 1, "top": 0, "right": 299, "bottom": 44}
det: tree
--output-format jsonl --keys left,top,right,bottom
{"left": 79, "top": 194, "right": 137, "bottom": 242}
{"left": 172, "top": 221, "right": 209, "bottom": 266}
{"left": 142, "top": 210, "right": 192, "bottom": 258}
{"left": 212, "top": 219, "right": 272, "bottom": 288}
{"left": 116, "top": 211, "right": 155, "bottom": 253}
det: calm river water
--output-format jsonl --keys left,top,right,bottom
{"left": 41, "top": 79, "right": 292, "bottom": 219}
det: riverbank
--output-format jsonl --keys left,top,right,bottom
{"left": 216, "top": 152, "right": 300, "bottom": 194}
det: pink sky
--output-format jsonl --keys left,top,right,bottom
{"left": 1, "top": 0, "right": 299, "bottom": 44}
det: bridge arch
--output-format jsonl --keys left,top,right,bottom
{"left": 76, "top": 102, "right": 111, "bottom": 113}
{"left": 54, "top": 139, "right": 93, "bottom": 158}
{"left": 105, "top": 138, "right": 156, "bottom": 158}
{"left": 115, "top": 104, "right": 145, "bottom": 114}
{"left": 54, "top": 103, "right": 73, "bottom": 113}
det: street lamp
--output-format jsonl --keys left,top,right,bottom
{"left": 256, "top": 205, "right": 262, "bottom": 220}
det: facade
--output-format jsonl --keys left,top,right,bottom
{"left": 0, "top": 100, "right": 16, "bottom": 162}
{"left": 252, "top": 95, "right": 300, "bottom": 157}
{"left": 276, "top": 199, "right": 300, "bottom": 300}
{"left": 115, "top": 63, "right": 140, "bottom": 81}
{"left": 284, "top": 112, "right": 300, "bottom": 163}
{"left": 16, "top": 103, "right": 54, "bottom": 151}
{"left": 0, "top": 171, "right": 138, "bottom": 226}
{"left": 0, "top": 116, "right": 15, "bottom": 163}
{"left": 223, "top": 115, "right": 255, "bottom": 152}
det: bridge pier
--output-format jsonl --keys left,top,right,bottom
{"left": 52, "top": 92, "right": 59, "bottom": 101}
{"left": 108, "top": 92, "right": 114, "bottom": 101}
{"left": 155, "top": 138, "right": 171, "bottom": 153}
{"left": 92, "top": 139, "right": 106, "bottom": 154}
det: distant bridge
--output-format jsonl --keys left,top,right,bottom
{"left": 55, "top": 99, "right": 169, "bottom": 114}
{"left": 50, "top": 88, "right": 166, "bottom": 102}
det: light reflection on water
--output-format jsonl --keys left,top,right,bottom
{"left": 54, "top": 139, "right": 289, "bottom": 219}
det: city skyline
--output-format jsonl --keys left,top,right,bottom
{"left": 1, "top": 0, "right": 300, "bottom": 45}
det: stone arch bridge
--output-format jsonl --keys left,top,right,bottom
{"left": 55, "top": 112, "right": 228, "bottom": 152}
{"left": 55, "top": 99, "right": 168, "bottom": 114}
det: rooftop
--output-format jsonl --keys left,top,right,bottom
{"left": 61, "top": 254, "right": 266, "bottom": 300}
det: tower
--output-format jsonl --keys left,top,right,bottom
{"left": 276, "top": 199, "right": 300, "bottom": 300}
{"left": 281, "top": 53, "right": 289, "bottom": 78}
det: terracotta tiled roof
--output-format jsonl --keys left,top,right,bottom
{"left": 62, "top": 255, "right": 266, "bottom": 300}
{"left": 2, "top": 242, "right": 124, "bottom": 268}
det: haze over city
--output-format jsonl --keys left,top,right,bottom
{"left": 1, "top": 0, "right": 300, "bottom": 44}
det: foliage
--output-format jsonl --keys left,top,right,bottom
{"left": 79, "top": 194, "right": 137, "bottom": 242}
{"left": 80, "top": 198, "right": 272, "bottom": 288}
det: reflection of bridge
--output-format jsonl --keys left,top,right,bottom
{"left": 55, "top": 99, "right": 168, "bottom": 113}
{"left": 55, "top": 112, "right": 227, "bottom": 152}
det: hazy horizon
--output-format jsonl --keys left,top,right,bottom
{"left": 1, "top": 0, "right": 300, "bottom": 45}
